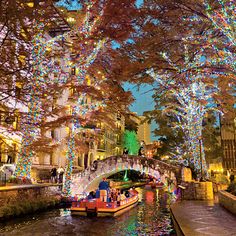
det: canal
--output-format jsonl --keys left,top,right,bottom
{"left": 0, "top": 187, "right": 176, "bottom": 236}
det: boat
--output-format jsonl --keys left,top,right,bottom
{"left": 145, "top": 181, "right": 164, "bottom": 189}
{"left": 151, "top": 182, "right": 164, "bottom": 189}
{"left": 71, "top": 189, "right": 139, "bottom": 217}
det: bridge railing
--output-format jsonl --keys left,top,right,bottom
{"left": 74, "top": 155, "right": 181, "bottom": 177}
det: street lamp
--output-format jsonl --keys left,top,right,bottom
{"left": 198, "top": 137, "right": 203, "bottom": 181}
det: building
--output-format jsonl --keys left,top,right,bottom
{"left": 137, "top": 115, "right": 151, "bottom": 145}
{"left": 96, "top": 111, "right": 125, "bottom": 160}
{"left": 144, "top": 141, "right": 162, "bottom": 158}
{"left": 220, "top": 117, "right": 236, "bottom": 171}
{"left": 0, "top": 1, "right": 126, "bottom": 182}
{"left": 0, "top": 97, "right": 27, "bottom": 165}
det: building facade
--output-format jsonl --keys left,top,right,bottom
{"left": 220, "top": 117, "right": 236, "bottom": 171}
{"left": 137, "top": 115, "right": 151, "bottom": 145}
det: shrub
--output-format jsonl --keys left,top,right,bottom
{"left": 211, "top": 174, "right": 229, "bottom": 185}
{"left": 0, "top": 195, "right": 61, "bottom": 220}
{"left": 1, "top": 205, "right": 14, "bottom": 217}
{"left": 227, "top": 182, "right": 236, "bottom": 196}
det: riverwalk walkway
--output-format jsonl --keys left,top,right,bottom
{"left": 171, "top": 200, "right": 236, "bottom": 236}
{"left": 0, "top": 183, "right": 62, "bottom": 192}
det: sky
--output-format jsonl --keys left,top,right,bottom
{"left": 124, "top": 83, "right": 158, "bottom": 141}
{"left": 122, "top": 0, "right": 158, "bottom": 142}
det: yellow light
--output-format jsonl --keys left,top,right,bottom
{"left": 19, "top": 55, "right": 26, "bottom": 64}
{"left": 27, "top": 2, "right": 34, "bottom": 7}
{"left": 16, "top": 82, "right": 23, "bottom": 88}
{"left": 66, "top": 127, "right": 70, "bottom": 135}
{"left": 20, "top": 29, "right": 27, "bottom": 39}
{"left": 13, "top": 120, "right": 17, "bottom": 129}
{"left": 46, "top": 47, "right": 52, "bottom": 52}
{"left": 87, "top": 78, "right": 91, "bottom": 86}
{"left": 67, "top": 17, "right": 75, "bottom": 23}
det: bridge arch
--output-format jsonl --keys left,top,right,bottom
{"left": 71, "top": 155, "right": 181, "bottom": 197}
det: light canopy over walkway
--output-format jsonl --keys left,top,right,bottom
{"left": 70, "top": 155, "right": 182, "bottom": 197}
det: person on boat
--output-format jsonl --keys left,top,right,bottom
{"left": 116, "top": 189, "right": 121, "bottom": 206}
{"left": 107, "top": 191, "right": 112, "bottom": 203}
{"left": 87, "top": 191, "right": 96, "bottom": 200}
{"left": 124, "top": 190, "right": 130, "bottom": 198}
{"left": 99, "top": 177, "right": 109, "bottom": 202}
{"left": 120, "top": 191, "right": 127, "bottom": 201}
{"left": 73, "top": 195, "right": 78, "bottom": 202}
{"left": 95, "top": 189, "right": 100, "bottom": 199}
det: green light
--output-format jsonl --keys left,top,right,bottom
{"left": 123, "top": 170, "right": 129, "bottom": 182}
{"left": 122, "top": 130, "right": 140, "bottom": 155}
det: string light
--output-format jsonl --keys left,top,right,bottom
{"left": 147, "top": 46, "right": 223, "bottom": 177}
{"left": 71, "top": 158, "right": 162, "bottom": 197}
{"left": 15, "top": 1, "right": 107, "bottom": 185}
{"left": 15, "top": 23, "right": 48, "bottom": 179}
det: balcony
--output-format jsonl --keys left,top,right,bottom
{"left": 97, "top": 144, "right": 106, "bottom": 152}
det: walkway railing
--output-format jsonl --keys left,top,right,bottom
{"left": 71, "top": 155, "right": 182, "bottom": 196}
{"left": 86, "top": 155, "right": 181, "bottom": 174}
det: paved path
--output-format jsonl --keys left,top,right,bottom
{"left": 0, "top": 183, "right": 61, "bottom": 192}
{"left": 171, "top": 200, "right": 236, "bottom": 236}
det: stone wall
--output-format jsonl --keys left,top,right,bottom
{"left": 219, "top": 190, "right": 236, "bottom": 215}
{"left": 0, "top": 184, "right": 62, "bottom": 219}
{"left": 181, "top": 181, "right": 213, "bottom": 200}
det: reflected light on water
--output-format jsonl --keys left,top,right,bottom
{"left": 0, "top": 187, "right": 176, "bottom": 236}
{"left": 145, "top": 190, "right": 154, "bottom": 203}
{"left": 59, "top": 208, "right": 71, "bottom": 217}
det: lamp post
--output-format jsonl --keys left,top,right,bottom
{"left": 198, "top": 137, "right": 203, "bottom": 180}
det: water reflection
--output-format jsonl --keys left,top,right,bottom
{"left": 0, "top": 187, "right": 176, "bottom": 236}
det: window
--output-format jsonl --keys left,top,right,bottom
{"left": 71, "top": 68, "right": 76, "bottom": 75}
{"left": 51, "top": 130, "right": 55, "bottom": 139}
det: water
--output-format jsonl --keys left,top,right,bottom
{"left": 0, "top": 187, "right": 176, "bottom": 236}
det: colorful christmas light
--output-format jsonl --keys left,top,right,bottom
{"left": 14, "top": 23, "right": 48, "bottom": 179}
{"left": 15, "top": 1, "right": 107, "bottom": 187}
{"left": 147, "top": 47, "right": 222, "bottom": 177}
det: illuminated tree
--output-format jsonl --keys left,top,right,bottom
{"left": 122, "top": 130, "right": 140, "bottom": 155}
{"left": 0, "top": 0, "right": 137, "bottom": 188}
{"left": 108, "top": 0, "right": 235, "bottom": 177}
{"left": 0, "top": 1, "right": 66, "bottom": 179}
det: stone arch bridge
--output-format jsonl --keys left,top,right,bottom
{"left": 71, "top": 155, "right": 182, "bottom": 197}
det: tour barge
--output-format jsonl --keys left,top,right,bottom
{"left": 71, "top": 191, "right": 139, "bottom": 217}
{"left": 145, "top": 181, "right": 164, "bottom": 189}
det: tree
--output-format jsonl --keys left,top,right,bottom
{"left": 124, "top": 113, "right": 139, "bottom": 132}
{"left": 202, "top": 112, "right": 223, "bottom": 162}
{"left": 144, "top": 110, "right": 185, "bottom": 161}
{"left": 122, "top": 130, "right": 140, "bottom": 155}
{"left": 107, "top": 0, "right": 235, "bottom": 177}
{"left": 0, "top": 0, "right": 137, "bottom": 185}
{"left": 0, "top": 0, "right": 69, "bottom": 179}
